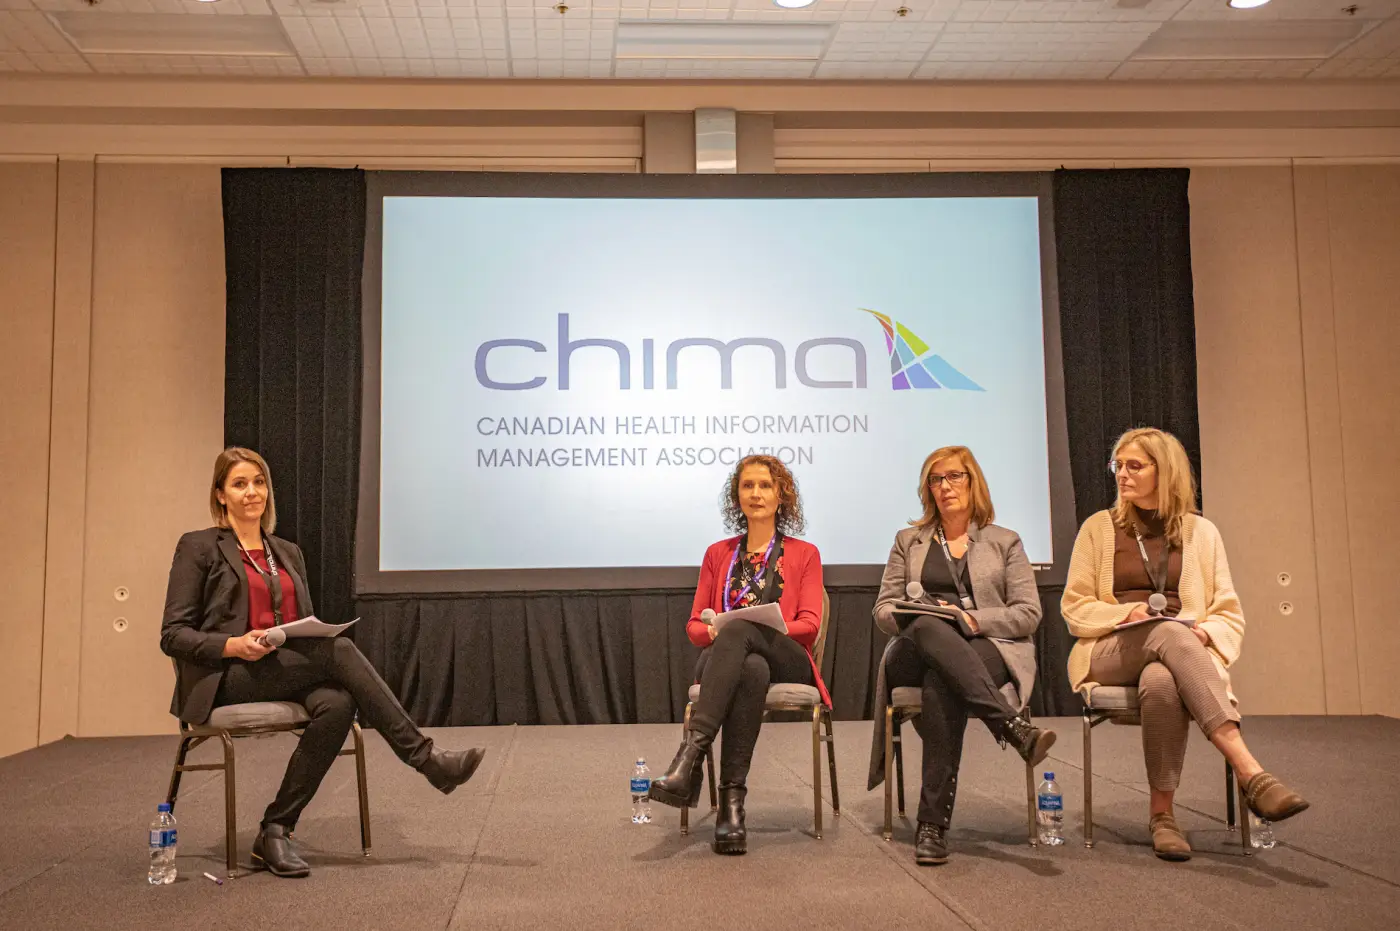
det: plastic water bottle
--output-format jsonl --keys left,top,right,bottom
{"left": 1037, "top": 772, "right": 1064, "bottom": 846}
{"left": 1250, "top": 813, "right": 1276, "bottom": 849}
{"left": 147, "top": 803, "right": 178, "bottom": 884}
{"left": 630, "top": 759, "right": 652, "bottom": 824}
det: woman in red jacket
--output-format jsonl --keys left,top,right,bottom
{"left": 648, "top": 454, "right": 829, "bottom": 856}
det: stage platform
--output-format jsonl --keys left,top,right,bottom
{"left": 2, "top": 715, "right": 1398, "bottom": 931}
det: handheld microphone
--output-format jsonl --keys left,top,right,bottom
{"left": 1147, "top": 593, "right": 1168, "bottom": 616}
{"left": 262, "top": 627, "right": 287, "bottom": 648}
{"left": 700, "top": 608, "right": 716, "bottom": 625}
{"left": 906, "top": 581, "right": 926, "bottom": 601}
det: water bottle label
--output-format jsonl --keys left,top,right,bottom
{"left": 630, "top": 777, "right": 651, "bottom": 794}
{"left": 1037, "top": 795, "right": 1063, "bottom": 812}
{"left": 148, "top": 828, "right": 177, "bottom": 848}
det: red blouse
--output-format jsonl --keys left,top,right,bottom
{"left": 240, "top": 548, "right": 301, "bottom": 632}
{"left": 686, "top": 535, "right": 831, "bottom": 707}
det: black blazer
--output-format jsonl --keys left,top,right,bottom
{"left": 160, "top": 527, "right": 314, "bottom": 724}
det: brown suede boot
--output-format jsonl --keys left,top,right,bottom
{"left": 1243, "top": 772, "right": 1309, "bottom": 822}
{"left": 1149, "top": 812, "right": 1192, "bottom": 862}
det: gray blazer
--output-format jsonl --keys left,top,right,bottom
{"left": 867, "top": 521, "right": 1042, "bottom": 790}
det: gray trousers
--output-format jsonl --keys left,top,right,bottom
{"left": 1087, "top": 620, "right": 1239, "bottom": 792}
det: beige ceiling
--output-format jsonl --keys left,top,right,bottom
{"left": 2, "top": 0, "right": 1399, "bottom": 81}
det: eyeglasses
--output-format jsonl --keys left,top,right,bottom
{"left": 929, "top": 471, "right": 970, "bottom": 488}
{"left": 1108, "top": 459, "right": 1154, "bottom": 476}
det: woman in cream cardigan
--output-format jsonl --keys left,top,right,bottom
{"left": 1062, "top": 427, "right": 1309, "bottom": 861}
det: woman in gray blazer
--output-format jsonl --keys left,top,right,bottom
{"left": 867, "top": 445, "right": 1055, "bottom": 866}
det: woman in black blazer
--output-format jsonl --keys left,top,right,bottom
{"left": 161, "top": 447, "right": 485, "bottom": 878}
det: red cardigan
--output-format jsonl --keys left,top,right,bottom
{"left": 686, "top": 535, "right": 831, "bottom": 707}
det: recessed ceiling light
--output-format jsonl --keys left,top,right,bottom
{"left": 774, "top": 0, "right": 817, "bottom": 8}
{"left": 1227, "top": 0, "right": 1271, "bottom": 8}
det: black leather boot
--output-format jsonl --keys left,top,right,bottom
{"left": 648, "top": 731, "right": 710, "bottom": 809}
{"left": 420, "top": 746, "right": 486, "bottom": 794}
{"left": 252, "top": 824, "right": 310, "bottom": 878}
{"left": 914, "top": 822, "right": 948, "bottom": 866}
{"left": 712, "top": 784, "right": 747, "bottom": 855}
{"left": 997, "top": 714, "right": 1057, "bottom": 767}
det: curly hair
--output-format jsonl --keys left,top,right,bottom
{"left": 719, "top": 454, "right": 806, "bottom": 537}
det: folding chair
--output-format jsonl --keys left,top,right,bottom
{"left": 882, "top": 688, "right": 1039, "bottom": 845}
{"left": 165, "top": 700, "right": 372, "bottom": 877}
{"left": 1083, "top": 686, "right": 1250, "bottom": 853}
{"left": 679, "top": 590, "right": 839, "bottom": 838}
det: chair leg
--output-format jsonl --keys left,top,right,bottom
{"left": 351, "top": 721, "right": 372, "bottom": 857}
{"left": 706, "top": 749, "right": 718, "bottom": 812}
{"left": 810, "top": 704, "right": 824, "bottom": 839}
{"left": 680, "top": 704, "right": 691, "bottom": 836}
{"left": 166, "top": 735, "right": 193, "bottom": 809}
{"left": 1238, "top": 773, "right": 1253, "bottom": 856}
{"left": 823, "top": 708, "right": 840, "bottom": 815}
{"left": 1225, "top": 760, "right": 1237, "bottom": 830}
{"left": 894, "top": 720, "right": 906, "bottom": 818}
{"left": 883, "top": 706, "right": 895, "bottom": 841}
{"left": 1026, "top": 761, "right": 1039, "bottom": 847}
{"left": 219, "top": 732, "right": 239, "bottom": 878}
{"left": 1082, "top": 709, "right": 1094, "bottom": 849}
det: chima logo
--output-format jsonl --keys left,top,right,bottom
{"left": 860, "top": 309, "right": 984, "bottom": 392}
{"left": 472, "top": 311, "right": 983, "bottom": 392}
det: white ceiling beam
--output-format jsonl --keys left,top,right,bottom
{"left": 3, "top": 75, "right": 1400, "bottom": 114}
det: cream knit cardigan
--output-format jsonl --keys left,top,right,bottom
{"left": 1061, "top": 510, "right": 1245, "bottom": 703}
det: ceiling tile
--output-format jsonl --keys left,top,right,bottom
{"left": 1, "top": 0, "right": 1396, "bottom": 81}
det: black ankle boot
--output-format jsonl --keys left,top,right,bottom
{"left": 915, "top": 822, "right": 948, "bottom": 865}
{"left": 713, "top": 784, "right": 747, "bottom": 855}
{"left": 648, "top": 732, "right": 710, "bottom": 810}
{"left": 420, "top": 746, "right": 486, "bottom": 794}
{"left": 998, "top": 714, "right": 1057, "bottom": 767}
{"left": 252, "top": 824, "right": 310, "bottom": 878}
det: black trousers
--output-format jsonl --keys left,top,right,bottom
{"left": 213, "top": 637, "right": 433, "bottom": 829}
{"left": 885, "top": 616, "right": 1016, "bottom": 827}
{"left": 691, "top": 620, "right": 816, "bottom": 786}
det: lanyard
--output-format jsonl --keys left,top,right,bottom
{"left": 237, "top": 533, "right": 285, "bottom": 627}
{"left": 934, "top": 524, "right": 975, "bottom": 611}
{"left": 723, "top": 533, "right": 782, "bottom": 613}
{"left": 1133, "top": 528, "right": 1170, "bottom": 597}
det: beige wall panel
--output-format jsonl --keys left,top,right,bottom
{"left": 0, "top": 163, "right": 57, "bottom": 758}
{"left": 1189, "top": 167, "right": 1326, "bottom": 714}
{"left": 1323, "top": 166, "right": 1400, "bottom": 718}
{"left": 736, "top": 113, "right": 776, "bottom": 174}
{"left": 642, "top": 113, "right": 695, "bottom": 174}
{"left": 78, "top": 164, "right": 226, "bottom": 737}
{"left": 1293, "top": 167, "right": 1362, "bottom": 714}
{"left": 39, "top": 158, "right": 96, "bottom": 744}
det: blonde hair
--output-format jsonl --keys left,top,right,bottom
{"left": 210, "top": 447, "right": 277, "bottom": 533}
{"left": 912, "top": 445, "right": 995, "bottom": 530}
{"left": 1110, "top": 427, "right": 1197, "bottom": 547}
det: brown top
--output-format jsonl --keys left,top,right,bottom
{"left": 1111, "top": 509, "right": 1183, "bottom": 616}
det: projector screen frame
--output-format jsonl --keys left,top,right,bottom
{"left": 356, "top": 171, "right": 1075, "bottom": 595}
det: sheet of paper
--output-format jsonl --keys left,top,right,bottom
{"left": 1115, "top": 614, "right": 1195, "bottom": 631}
{"left": 888, "top": 600, "right": 962, "bottom": 621}
{"left": 711, "top": 602, "right": 787, "bottom": 635}
{"left": 274, "top": 616, "right": 359, "bottom": 639}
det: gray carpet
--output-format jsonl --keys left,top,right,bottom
{"left": 1, "top": 715, "right": 1397, "bottom": 931}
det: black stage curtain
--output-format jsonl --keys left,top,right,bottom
{"left": 1027, "top": 168, "right": 1202, "bottom": 717}
{"left": 222, "top": 168, "right": 366, "bottom": 628}
{"left": 1053, "top": 168, "right": 1202, "bottom": 521}
{"left": 354, "top": 587, "right": 1072, "bottom": 725}
{"left": 221, "top": 167, "right": 1196, "bottom": 726}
